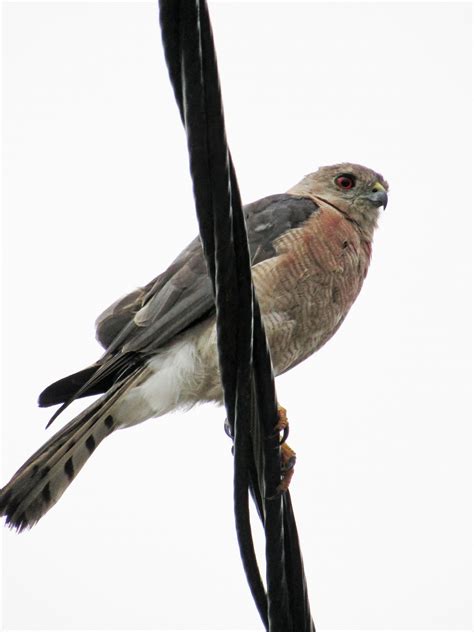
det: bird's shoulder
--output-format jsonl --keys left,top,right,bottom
{"left": 245, "top": 193, "right": 319, "bottom": 264}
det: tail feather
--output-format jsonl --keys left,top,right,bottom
{"left": 1, "top": 369, "right": 144, "bottom": 532}
{"left": 38, "top": 365, "right": 103, "bottom": 407}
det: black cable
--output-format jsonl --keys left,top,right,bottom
{"left": 159, "top": 3, "right": 267, "bottom": 624}
{"left": 158, "top": 2, "right": 315, "bottom": 630}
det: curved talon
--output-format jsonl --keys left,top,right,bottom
{"left": 279, "top": 425, "right": 289, "bottom": 445}
{"left": 275, "top": 405, "right": 290, "bottom": 444}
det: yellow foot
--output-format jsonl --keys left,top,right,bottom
{"left": 275, "top": 404, "right": 290, "bottom": 445}
{"left": 277, "top": 442, "right": 296, "bottom": 494}
{"left": 275, "top": 405, "right": 288, "bottom": 432}
{"left": 273, "top": 405, "right": 296, "bottom": 493}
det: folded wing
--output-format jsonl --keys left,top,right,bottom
{"left": 39, "top": 194, "right": 318, "bottom": 410}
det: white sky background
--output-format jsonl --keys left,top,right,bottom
{"left": 1, "top": 2, "right": 472, "bottom": 631}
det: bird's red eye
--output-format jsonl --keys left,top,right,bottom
{"left": 335, "top": 174, "right": 356, "bottom": 190}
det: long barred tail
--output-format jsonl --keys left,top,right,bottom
{"left": 0, "top": 370, "right": 143, "bottom": 532}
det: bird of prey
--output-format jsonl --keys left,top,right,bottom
{"left": 0, "top": 162, "right": 388, "bottom": 531}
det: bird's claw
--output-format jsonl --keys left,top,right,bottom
{"left": 275, "top": 405, "right": 290, "bottom": 444}
{"left": 277, "top": 442, "right": 296, "bottom": 494}
{"left": 275, "top": 405, "right": 288, "bottom": 431}
{"left": 226, "top": 406, "right": 296, "bottom": 496}
{"left": 272, "top": 406, "right": 296, "bottom": 495}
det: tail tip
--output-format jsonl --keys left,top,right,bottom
{"left": 0, "top": 488, "right": 32, "bottom": 533}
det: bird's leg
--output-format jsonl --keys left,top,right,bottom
{"left": 275, "top": 405, "right": 296, "bottom": 493}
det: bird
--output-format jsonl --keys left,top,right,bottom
{"left": 0, "top": 162, "right": 388, "bottom": 531}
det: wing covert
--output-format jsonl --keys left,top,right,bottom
{"left": 96, "top": 195, "right": 318, "bottom": 355}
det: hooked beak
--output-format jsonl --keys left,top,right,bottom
{"left": 364, "top": 181, "right": 388, "bottom": 210}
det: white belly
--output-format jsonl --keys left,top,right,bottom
{"left": 114, "top": 320, "right": 221, "bottom": 429}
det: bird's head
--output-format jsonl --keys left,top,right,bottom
{"left": 288, "top": 163, "right": 389, "bottom": 238}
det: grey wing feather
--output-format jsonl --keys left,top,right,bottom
{"left": 95, "top": 236, "right": 211, "bottom": 352}
{"left": 95, "top": 195, "right": 318, "bottom": 355}
{"left": 39, "top": 195, "right": 318, "bottom": 410}
{"left": 95, "top": 289, "right": 144, "bottom": 349}
{"left": 245, "top": 194, "right": 318, "bottom": 264}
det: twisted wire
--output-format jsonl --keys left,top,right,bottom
{"left": 158, "top": 2, "right": 315, "bottom": 630}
